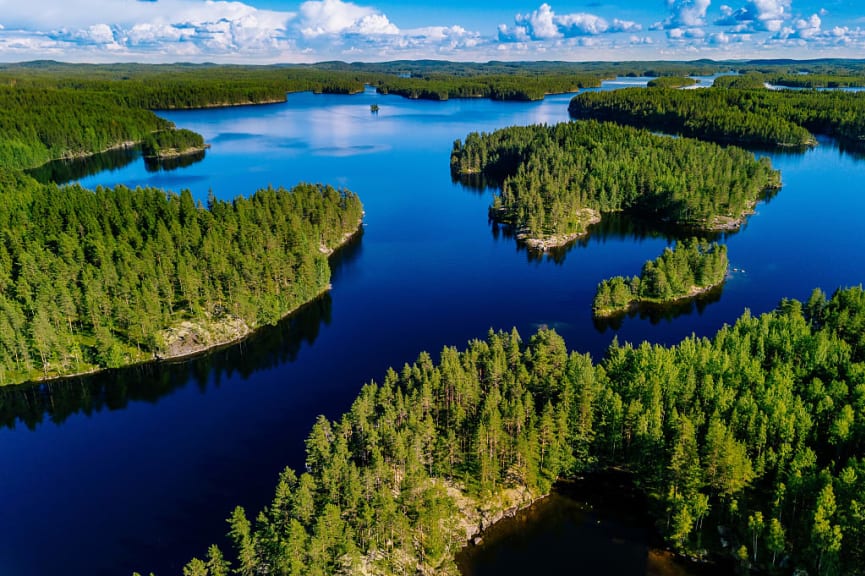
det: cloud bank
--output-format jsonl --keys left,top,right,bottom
{"left": 0, "top": 0, "right": 862, "bottom": 62}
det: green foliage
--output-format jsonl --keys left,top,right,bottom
{"left": 141, "top": 128, "right": 205, "bottom": 158}
{"left": 375, "top": 73, "right": 601, "bottom": 101}
{"left": 570, "top": 85, "right": 865, "bottom": 147}
{"left": 191, "top": 287, "right": 865, "bottom": 575}
{"left": 593, "top": 239, "right": 728, "bottom": 315}
{"left": 646, "top": 76, "right": 698, "bottom": 89}
{"left": 451, "top": 121, "right": 779, "bottom": 241}
{"left": 0, "top": 86, "right": 174, "bottom": 170}
{"left": 0, "top": 175, "right": 363, "bottom": 385}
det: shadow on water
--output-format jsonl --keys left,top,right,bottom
{"left": 490, "top": 212, "right": 733, "bottom": 265}
{"left": 593, "top": 284, "right": 725, "bottom": 333}
{"left": 26, "top": 146, "right": 209, "bottom": 185}
{"left": 26, "top": 146, "right": 142, "bottom": 184}
{"left": 0, "top": 291, "right": 332, "bottom": 432}
{"left": 456, "top": 470, "right": 731, "bottom": 576}
{"left": 143, "top": 148, "right": 207, "bottom": 172}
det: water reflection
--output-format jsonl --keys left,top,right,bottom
{"left": 143, "top": 149, "right": 207, "bottom": 172}
{"left": 0, "top": 291, "right": 332, "bottom": 432}
{"left": 457, "top": 471, "right": 731, "bottom": 576}
{"left": 593, "top": 284, "right": 725, "bottom": 333}
{"left": 26, "top": 145, "right": 208, "bottom": 185}
{"left": 27, "top": 146, "right": 141, "bottom": 184}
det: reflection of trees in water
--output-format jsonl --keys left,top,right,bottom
{"left": 26, "top": 146, "right": 210, "bottom": 184}
{"left": 490, "top": 212, "right": 732, "bottom": 266}
{"left": 26, "top": 146, "right": 141, "bottom": 184}
{"left": 143, "top": 149, "right": 207, "bottom": 173}
{"left": 593, "top": 283, "right": 724, "bottom": 332}
{"left": 0, "top": 293, "right": 332, "bottom": 431}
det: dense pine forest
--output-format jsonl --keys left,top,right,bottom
{"left": 568, "top": 85, "right": 865, "bottom": 148}
{"left": 173, "top": 287, "right": 865, "bottom": 576}
{"left": 593, "top": 239, "right": 728, "bottom": 317}
{"left": 0, "top": 174, "right": 362, "bottom": 385}
{"left": 451, "top": 121, "right": 779, "bottom": 246}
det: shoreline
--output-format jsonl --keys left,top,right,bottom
{"left": 594, "top": 281, "right": 724, "bottom": 318}
{"left": 19, "top": 219, "right": 364, "bottom": 388}
{"left": 144, "top": 144, "right": 210, "bottom": 160}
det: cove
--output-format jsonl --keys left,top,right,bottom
{"left": 1, "top": 79, "right": 865, "bottom": 576}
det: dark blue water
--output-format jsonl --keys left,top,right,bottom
{"left": 2, "top": 82, "right": 865, "bottom": 576}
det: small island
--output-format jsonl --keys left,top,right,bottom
{"left": 141, "top": 128, "right": 209, "bottom": 158}
{"left": 592, "top": 238, "right": 728, "bottom": 317}
{"left": 646, "top": 76, "right": 698, "bottom": 89}
{"left": 452, "top": 121, "right": 780, "bottom": 250}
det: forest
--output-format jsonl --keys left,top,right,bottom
{"left": 569, "top": 85, "right": 865, "bottom": 148}
{"left": 373, "top": 73, "right": 602, "bottom": 101}
{"left": 0, "top": 86, "right": 175, "bottom": 170}
{"left": 0, "top": 173, "right": 363, "bottom": 386}
{"left": 141, "top": 128, "right": 207, "bottom": 158}
{"left": 593, "top": 239, "right": 728, "bottom": 317}
{"left": 450, "top": 120, "right": 779, "bottom": 245}
{"left": 173, "top": 287, "right": 865, "bottom": 576}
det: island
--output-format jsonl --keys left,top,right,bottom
{"left": 593, "top": 239, "right": 728, "bottom": 317}
{"left": 646, "top": 76, "right": 698, "bottom": 89}
{"left": 141, "top": 128, "right": 209, "bottom": 159}
{"left": 451, "top": 120, "right": 780, "bottom": 250}
{"left": 174, "top": 287, "right": 865, "bottom": 576}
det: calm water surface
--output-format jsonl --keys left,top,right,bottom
{"left": 2, "top": 80, "right": 865, "bottom": 576}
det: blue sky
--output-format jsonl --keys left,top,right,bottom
{"left": 0, "top": 0, "right": 862, "bottom": 63}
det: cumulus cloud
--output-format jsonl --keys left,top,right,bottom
{"left": 715, "top": 0, "right": 791, "bottom": 33}
{"left": 299, "top": 0, "right": 396, "bottom": 38}
{"left": 655, "top": 0, "right": 711, "bottom": 29}
{"left": 498, "top": 3, "right": 640, "bottom": 42}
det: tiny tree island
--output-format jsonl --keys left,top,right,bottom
{"left": 593, "top": 239, "right": 728, "bottom": 317}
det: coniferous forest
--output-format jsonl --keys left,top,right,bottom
{"left": 174, "top": 287, "right": 865, "bottom": 576}
{"left": 568, "top": 85, "right": 865, "bottom": 148}
{"left": 0, "top": 173, "right": 362, "bottom": 385}
{"left": 593, "top": 239, "right": 728, "bottom": 317}
{"left": 450, "top": 121, "right": 780, "bottom": 245}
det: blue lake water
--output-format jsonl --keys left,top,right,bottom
{"left": 2, "top": 81, "right": 865, "bottom": 576}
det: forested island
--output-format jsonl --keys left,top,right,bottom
{"left": 141, "top": 128, "right": 208, "bottom": 159}
{"left": 646, "top": 76, "right": 699, "bottom": 89}
{"left": 593, "top": 239, "right": 728, "bottom": 317}
{"left": 173, "top": 287, "right": 865, "bottom": 576}
{"left": 568, "top": 85, "right": 865, "bottom": 148}
{"left": 451, "top": 121, "right": 779, "bottom": 249}
{"left": 0, "top": 173, "right": 362, "bottom": 385}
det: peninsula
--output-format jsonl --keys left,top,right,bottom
{"left": 451, "top": 121, "right": 780, "bottom": 250}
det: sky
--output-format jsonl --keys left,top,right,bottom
{"left": 0, "top": 0, "right": 863, "bottom": 63}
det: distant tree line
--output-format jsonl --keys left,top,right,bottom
{"left": 569, "top": 85, "right": 865, "bottom": 147}
{"left": 0, "top": 173, "right": 362, "bottom": 385}
{"left": 374, "top": 73, "right": 603, "bottom": 101}
{"left": 173, "top": 287, "right": 865, "bottom": 576}
{"left": 593, "top": 239, "right": 728, "bottom": 316}
{"left": 646, "top": 76, "right": 698, "bottom": 89}
{"left": 450, "top": 120, "right": 779, "bottom": 242}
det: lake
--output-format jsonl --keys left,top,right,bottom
{"left": 3, "top": 79, "right": 865, "bottom": 576}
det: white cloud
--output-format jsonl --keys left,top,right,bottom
{"left": 498, "top": 3, "right": 640, "bottom": 42}
{"left": 655, "top": 0, "right": 711, "bottom": 29}
{"left": 715, "top": 0, "right": 791, "bottom": 33}
{"left": 793, "top": 14, "right": 821, "bottom": 39}
{"left": 299, "top": 0, "right": 395, "bottom": 38}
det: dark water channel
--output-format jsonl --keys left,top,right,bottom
{"left": 2, "top": 79, "right": 864, "bottom": 576}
